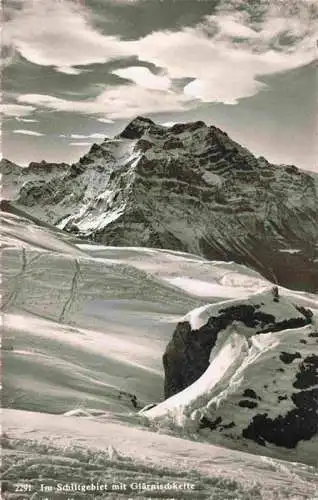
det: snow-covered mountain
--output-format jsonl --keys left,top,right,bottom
{"left": 2, "top": 116, "right": 318, "bottom": 293}
{"left": 1, "top": 118, "right": 318, "bottom": 497}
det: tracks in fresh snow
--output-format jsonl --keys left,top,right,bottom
{"left": 59, "top": 259, "right": 81, "bottom": 323}
{"left": 2, "top": 248, "right": 42, "bottom": 310}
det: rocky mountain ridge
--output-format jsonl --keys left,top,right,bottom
{"left": 1, "top": 116, "right": 318, "bottom": 292}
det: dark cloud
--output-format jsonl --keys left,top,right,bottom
{"left": 88, "top": 0, "right": 220, "bottom": 39}
{"left": 3, "top": 53, "right": 144, "bottom": 99}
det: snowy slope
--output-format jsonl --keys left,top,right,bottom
{"left": 2, "top": 208, "right": 317, "bottom": 464}
{"left": 2, "top": 209, "right": 269, "bottom": 415}
{"left": 0, "top": 209, "right": 85, "bottom": 256}
{"left": 2, "top": 116, "right": 318, "bottom": 292}
{"left": 2, "top": 409, "right": 318, "bottom": 500}
{"left": 2, "top": 209, "right": 318, "bottom": 498}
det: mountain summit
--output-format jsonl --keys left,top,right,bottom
{"left": 2, "top": 117, "right": 318, "bottom": 292}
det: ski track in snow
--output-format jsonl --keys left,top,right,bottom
{"left": 1, "top": 210, "right": 318, "bottom": 499}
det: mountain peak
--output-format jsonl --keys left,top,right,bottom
{"left": 3, "top": 117, "right": 318, "bottom": 292}
{"left": 119, "top": 116, "right": 157, "bottom": 139}
{"left": 170, "top": 120, "right": 207, "bottom": 134}
{"left": 119, "top": 116, "right": 209, "bottom": 140}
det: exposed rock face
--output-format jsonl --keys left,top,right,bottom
{"left": 2, "top": 116, "right": 318, "bottom": 292}
{"left": 163, "top": 289, "right": 313, "bottom": 399}
{"left": 143, "top": 288, "right": 318, "bottom": 465}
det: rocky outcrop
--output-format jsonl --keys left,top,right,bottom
{"left": 163, "top": 288, "right": 313, "bottom": 399}
{"left": 143, "top": 288, "right": 318, "bottom": 465}
{"left": 2, "top": 116, "right": 318, "bottom": 292}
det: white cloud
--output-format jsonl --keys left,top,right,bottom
{"left": 57, "top": 66, "right": 83, "bottom": 75}
{"left": 133, "top": 8, "right": 316, "bottom": 104}
{"left": 15, "top": 117, "right": 39, "bottom": 123}
{"left": 210, "top": 13, "right": 259, "bottom": 39}
{"left": 97, "top": 118, "right": 115, "bottom": 124}
{"left": 162, "top": 122, "right": 177, "bottom": 127}
{"left": 69, "top": 142, "right": 93, "bottom": 147}
{"left": 3, "top": 0, "right": 130, "bottom": 73}
{"left": 0, "top": 104, "right": 36, "bottom": 117}
{"left": 183, "top": 67, "right": 267, "bottom": 104}
{"left": 112, "top": 66, "right": 171, "bottom": 91}
{"left": 73, "top": 133, "right": 105, "bottom": 139}
{"left": 18, "top": 84, "right": 192, "bottom": 119}
{"left": 6, "top": 0, "right": 316, "bottom": 109}
{"left": 129, "top": 0, "right": 316, "bottom": 104}
{"left": 13, "top": 129, "right": 44, "bottom": 136}
{"left": 17, "top": 94, "right": 94, "bottom": 113}
{"left": 85, "top": 84, "right": 193, "bottom": 118}
{"left": 61, "top": 133, "right": 106, "bottom": 139}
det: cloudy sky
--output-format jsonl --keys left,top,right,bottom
{"left": 2, "top": 0, "right": 317, "bottom": 171}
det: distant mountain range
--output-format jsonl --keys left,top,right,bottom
{"left": 1, "top": 116, "right": 318, "bottom": 292}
